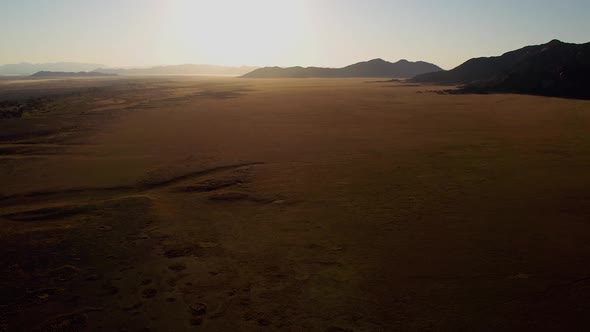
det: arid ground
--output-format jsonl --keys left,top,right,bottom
{"left": 1, "top": 77, "right": 590, "bottom": 331}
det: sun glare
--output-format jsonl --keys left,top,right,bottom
{"left": 158, "top": 0, "right": 311, "bottom": 66}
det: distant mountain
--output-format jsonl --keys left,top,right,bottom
{"left": 94, "top": 64, "right": 259, "bottom": 76}
{"left": 412, "top": 40, "right": 590, "bottom": 99}
{"left": 30, "top": 71, "right": 116, "bottom": 78}
{"left": 241, "top": 59, "right": 443, "bottom": 78}
{"left": 0, "top": 62, "right": 103, "bottom": 76}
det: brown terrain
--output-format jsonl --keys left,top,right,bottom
{"left": 1, "top": 77, "right": 590, "bottom": 331}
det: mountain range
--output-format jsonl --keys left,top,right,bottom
{"left": 0, "top": 62, "right": 104, "bottom": 76}
{"left": 0, "top": 63, "right": 258, "bottom": 77}
{"left": 4, "top": 40, "right": 588, "bottom": 99}
{"left": 241, "top": 59, "right": 443, "bottom": 78}
{"left": 30, "top": 71, "right": 117, "bottom": 78}
{"left": 94, "top": 64, "right": 259, "bottom": 76}
{"left": 411, "top": 40, "right": 590, "bottom": 99}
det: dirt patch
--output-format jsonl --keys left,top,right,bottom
{"left": 2, "top": 204, "right": 93, "bottom": 222}
{"left": 177, "top": 176, "right": 245, "bottom": 193}
{"left": 163, "top": 246, "right": 202, "bottom": 258}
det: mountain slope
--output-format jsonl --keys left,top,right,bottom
{"left": 412, "top": 40, "right": 590, "bottom": 99}
{"left": 94, "top": 64, "right": 259, "bottom": 76}
{"left": 241, "top": 59, "right": 442, "bottom": 78}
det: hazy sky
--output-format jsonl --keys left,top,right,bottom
{"left": 2, "top": 0, "right": 589, "bottom": 69}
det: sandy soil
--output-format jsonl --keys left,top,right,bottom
{"left": 1, "top": 77, "right": 590, "bottom": 331}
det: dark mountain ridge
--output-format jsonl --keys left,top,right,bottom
{"left": 241, "top": 59, "right": 443, "bottom": 78}
{"left": 412, "top": 40, "right": 590, "bottom": 99}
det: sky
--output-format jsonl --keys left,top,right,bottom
{"left": 1, "top": 0, "right": 589, "bottom": 70}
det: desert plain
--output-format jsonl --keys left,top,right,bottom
{"left": 1, "top": 77, "right": 590, "bottom": 331}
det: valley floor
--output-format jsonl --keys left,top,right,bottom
{"left": 1, "top": 77, "right": 590, "bottom": 331}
